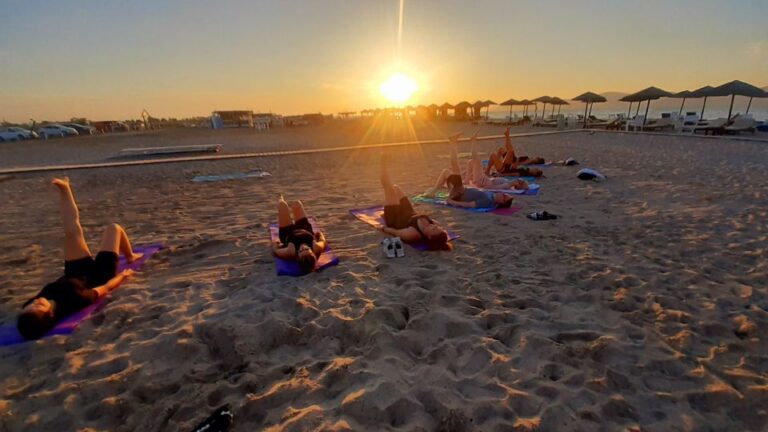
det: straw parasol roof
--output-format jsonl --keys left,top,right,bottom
{"left": 572, "top": 92, "right": 607, "bottom": 103}
{"left": 454, "top": 101, "right": 472, "bottom": 109}
{"left": 619, "top": 87, "right": 672, "bottom": 125}
{"left": 620, "top": 86, "right": 672, "bottom": 103}
{"left": 709, "top": 80, "right": 768, "bottom": 118}
{"left": 572, "top": 92, "right": 606, "bottom": 127}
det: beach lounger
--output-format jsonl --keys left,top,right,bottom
{"left": 644, "top": 117, "right": 676, "bottom": 132}
{"left": 0, "top": 244, "right": 163, "bottom": 346}
{"left": 724, "top": 116, "right": 757, "bottom": 135}
{"left": 692, "top": 118, "right": 728, "bottom": 135}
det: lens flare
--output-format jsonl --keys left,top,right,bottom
{"left": 379, "top": 73, "right": 418, "bottom": 104}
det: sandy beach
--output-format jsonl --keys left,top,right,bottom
{"left": 1, "top": 121, "right": 767, "bottom": 431}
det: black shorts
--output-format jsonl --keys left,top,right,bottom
{"left": 64, "top": 252, "right": 119, "bottom": 288}
{"left": 278, "top": 217, "right": 314, "bottom": 245}
{"left": 383, "top": 197, "right": 416, "bottom": 230}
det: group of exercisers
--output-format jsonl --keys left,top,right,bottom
{"left": 17, "top": 130, "right": 545, "bottom": 340}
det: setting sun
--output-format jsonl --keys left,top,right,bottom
{"left": 379, "top": 73, "right": 418, "bottom": 104}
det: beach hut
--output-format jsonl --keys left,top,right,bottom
{"left": 709, "top": 80, "right": 768, "bottom": 119}
{"left": 439, "top": 103, "right": 454, "bottom": 118}
{"left": 620, "top": 87, "right": 673, "bottom": 126}
{"left": 471, "top": 100, "right": 484, "bottom": 119}
{"left": 572, "top": 92, "right": 607, "bottom": 128}
{"left": 454, "top": 101, "right": 472, "bottom": 120}
{"left": 427, "top": 104, "right": 439, "bottom": 119}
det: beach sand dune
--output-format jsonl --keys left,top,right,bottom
{"left": 1, "top": 124, "right": 767, "bottom": 431}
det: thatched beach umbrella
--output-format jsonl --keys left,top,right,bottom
{"left": 689, "top": 86, "right": 716, "bottom": 119}
{"left": 669, "top": 90, "right": 693, "bottom": 116}
{"left": 532, "top": 96, "right": 553, "bottom": 120}
{"left": 621, "top": 87, "right": 673, "bottom": 126}
{"left": 518, "top": 99, "right": 534, "bottom": 118}
{"left": 549, "top": 97, "right": 570, "bottom": 116}
{"left": 709, "top": 80, "right": 768, "bottom": 119}
{"left": 572, "top": 92, "right": 607, "bottom": 128}
{"left": 500, "top": 98, "right": 520, "bottom": 121}
{"left": 483, "top": 100, "right": 497, "bottom": 119}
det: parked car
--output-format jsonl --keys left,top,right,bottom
{"left": 37, "top": 124, "right": 79, "bottom": 139}
{"left": 61, "top": 123, "right": 96, "bottom": 135}
{"left": 0, "top": 127, "right": 38, "bottom": 141}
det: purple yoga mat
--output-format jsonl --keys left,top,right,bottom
{"left": 269, "top": 219, "right": 339, "bottom": 276}
{"left": 349, "top": 205, "right": 459, "bottom": 251}
{"left": 0, "top": 244, "right": 163, "bottom": 347}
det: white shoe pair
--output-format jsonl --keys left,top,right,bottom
{"left": 381, "top": 237, "right": 405, "bottom": 258}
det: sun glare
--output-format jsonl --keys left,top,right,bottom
{"left": 379, "top": 73, "right": 418, "bottom": 104}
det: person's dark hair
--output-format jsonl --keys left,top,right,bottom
{"left": 446, "top": 174, "right": 462, "bottom": 189}
{"left": 497, "top": 195, "right": 513, "bottom": 208}
{"left": 297, "top": 252, "right": 317, "bottom": 275}
{"left": 17, "top": 309, "right": 55, "bottom": 340}
{"left": 426, "top": 230, "right": 452, "bottom": 251}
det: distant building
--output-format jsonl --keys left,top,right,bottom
{"left": 211, "top": 111, "right": 254, "bottom": 129}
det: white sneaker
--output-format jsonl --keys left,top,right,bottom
{"left": 392, "top": 237, "right": 405, "bottom": 258}
{"left": 381, "top": 237, "right": 396, "bottom": 258}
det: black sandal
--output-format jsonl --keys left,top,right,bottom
{"left": 526, "top": 211, "right": 559, "bottom": 221}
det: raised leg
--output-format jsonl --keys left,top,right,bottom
{"left": 468, "top": 145, "right": 489, "bottom": 186}
{"left": 485, "top": 151, "right": 505, "bottom": 176}
{"left": 425, "top": 169, "right": 452, "bottom": 197}
{"left": 52, "top": 178, "right": 92, "bottom": 261}
{"left": 289, "top": 200, "right": 308, "bottom": 221}
{"left": 381, "top": 156, "right": 403, "bottom": 205}
{"left": 277, "top": 195, "right": 293, "bottom": 228}
{"left": 98, "top": 223, "right": 142, "bottom": 262}
{"left": 503, "top": 127, "right": 517, "bottom": 163}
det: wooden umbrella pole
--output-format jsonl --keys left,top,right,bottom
{"left": 727, "top": 94, "right": 735, "bottom": 120}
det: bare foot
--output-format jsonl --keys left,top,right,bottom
{"left": 126, "top": 252, "right": 144, "bottom": 264}
{"left": 51, "top": 177, "right": 70, "bottom": 191}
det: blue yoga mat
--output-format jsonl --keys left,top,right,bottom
{"left": 349, "top": 205, "right": 459, "bottom": 251}
{"left": 269, "top": 219, "right": 339, "bottom": 276}
{"left": 0, "top": 244, "right": 163, "bottom": 347}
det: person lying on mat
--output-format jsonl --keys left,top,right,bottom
{"left": 272, "top": 195, "right": 327, "bottom": 275}
{"left": 445, "top": 174, "right": 515, "bottom": 209}
{"left": 485, "top": 127, "right": 545, "bottom": 177}
{"left": 380, "top": 155, "right": 452, "bottom": 250}
{"left": 424, "top": 133, "right": 529, "bottom": 197}
{"left": 17, "top": 178, "right": 142, "bottom": 340}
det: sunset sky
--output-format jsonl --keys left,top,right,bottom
{"left": 1, "top": 0, "right": 767, "bottom": 122}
